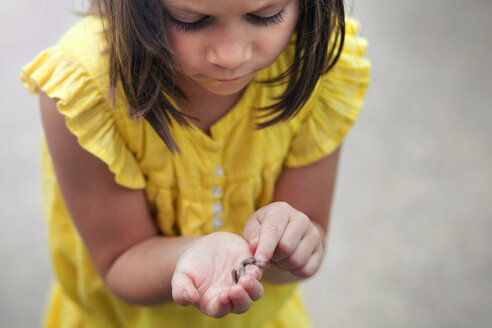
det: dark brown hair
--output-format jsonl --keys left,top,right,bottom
{"left": 90, "top": 0, "right": 345, "bottom": 152}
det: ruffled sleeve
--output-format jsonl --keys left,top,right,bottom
{"left": 284, "top": 18, "right": 371, "bottom": 167}
{"left": 20, "top": 43, "right": 146, "bottom": 189}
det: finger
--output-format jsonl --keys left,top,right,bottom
{"left": 239, "top": 273, "right": 264, "bottom": 302}
{"left": 270, "top": 213, "right": 310, "bottom": 262}
{"left": 171, "top": 273, "right": 200, "bottom": 306}
{"left": 253, "top": 205, "right": 291, "bottom": 263}
{"left": 244, "top": 262, "right": 263, "bottom": 281}
{"left": 290, "top": 245, "right": 324, "bottom": 278}
{"left": 229, "top": 284, "right": 253, "bottom": 314}
{"left": 276, "top": 233, "right": 318, "bottom": 271}
{"left": 206, "top": 291, "right": 232, "bottom": 318}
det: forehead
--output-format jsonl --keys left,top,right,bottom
{"left": 162, "top": 0, "right": 287, "bottom": 14}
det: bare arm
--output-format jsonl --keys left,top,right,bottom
{"left": 273, "top": 146, "right": 340, "bottom": 246}
{"left": 244, "top": 147, "right": 341, "bottom": 284}
{"left": 39, "top": 92, "right": 198, "bottom": 305}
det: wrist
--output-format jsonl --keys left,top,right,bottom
{"left": 105, "top": 234, "right": 203, "bottom": 306}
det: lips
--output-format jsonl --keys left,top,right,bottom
{"left": 215, "top": 75, "right": 245, "bottom": 82}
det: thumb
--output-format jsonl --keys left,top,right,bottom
{"left": 248, "top": 236, "right": 259, "bottom": 255}
{"left": 243, "top": 215, "right": 265, "bottom": 261}
{"left": 243, "top": 212, "right": 261, "bottom": 246}
{"left": 243, "top": 207, "right": 286, "bottom": 264}
{"left": 171, "top": 273, "right": 200, "bottom": 306}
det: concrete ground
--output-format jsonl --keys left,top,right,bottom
{"left": 1, "top": 0, "right": 491, "bottom": 327}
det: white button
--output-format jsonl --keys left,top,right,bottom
{"left": 212, "top": 217, "right": 224, "bottom": 228}
{"left": 212, "top": 187, "right": 222, "bottom": 197}
{"left": 212, "top": 202, "right": 223, "bottom": 215}
{"left": 215, "top": 166, "right": 224, "bottom": 176}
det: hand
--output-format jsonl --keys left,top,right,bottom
{"left": 243, "top": 202, "right": 324, "bottom": 279}
{"left": 171, "top": 232, "right": 264, "bottom": 318}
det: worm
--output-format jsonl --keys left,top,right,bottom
{"left": 231, "top": 257, "right": 260, "bottom": 285}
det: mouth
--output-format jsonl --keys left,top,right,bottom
{"left": 215, "top": 75, "right": 246, "bottom": 82}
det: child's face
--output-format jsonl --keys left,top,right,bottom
{"left": 163, "top": 0, "right": 299, "bottom": 96}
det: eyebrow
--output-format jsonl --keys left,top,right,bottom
{"left": 252, "top": 0, "right": 290, "bottom": 12}
{"left": 164, "top": 0, "right": 289, "bottom": 16}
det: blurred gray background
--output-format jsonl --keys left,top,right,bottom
{"left": 1, "top": 0, "right": 491, "bottom": 327}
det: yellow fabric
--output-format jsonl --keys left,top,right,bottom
{"left": 21, "top": 15, "right": 370, "bottom": 328}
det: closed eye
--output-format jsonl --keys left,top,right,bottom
{"left": 167, "top": 15, "right": 211, "bottom": 32}
{"left": 247, "top": 9, "right": 286, "bottom": 26}
{"left": 167, "top": 8, "right": 286, "bottom": 33}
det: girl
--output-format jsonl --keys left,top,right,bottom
{"left": 21, "top": 0, "right": 370, "bottom": 327}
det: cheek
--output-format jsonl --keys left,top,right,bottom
{"left": 256, "top": 31, "right": 291, "bottom": 62}
{"left": 255, "top": 3, "right": 299, "bottom": 66}
{"left": 254, "top": 21, "right": 298, "bottom": 67}
{"left": 167, "top": 30, "right": 203, "bottom": 71}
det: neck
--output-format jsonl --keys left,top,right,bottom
{"left": 175, "top": 75, "right": 246, "bottom": 135}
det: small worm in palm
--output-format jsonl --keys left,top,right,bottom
{"left": 231, "top": 257, "right": 269, "bottom": 284}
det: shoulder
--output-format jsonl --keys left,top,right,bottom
{"left": 57, "top": 16, "right": 111, "bottom": 92}
{"left": 21, "top": 15, "right": 110, "bottom": 99}
{"left": 21, "top": 16, "right": 146, "bottom": 189}
{"left": 283, "top": 17, "right": 371, "bottom": 168}
{"left": 295, "top": 17, "right": 371, "bottom": 119}
{"left": 254, "top": 17, "right": 370, "bottom": 118}
{"left": 57, "top": 16, "right": 107, "bottom": 65}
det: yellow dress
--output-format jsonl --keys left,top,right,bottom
{"left": 21, "top": 15, "right": 370, "bottom": 328}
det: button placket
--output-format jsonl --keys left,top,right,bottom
{"left": 211, "top": 164, "right": 225, "bottom": 229}
{"left": 212, "top": 217, "right": 224, "bottom": 229}
{"left": 215, "top": 165, "right": 224, "bottom": 176}
{"left": 212, "top": 202, "right": 223, "bottom": 215}
{"left": 212, "top": 187, "right": 222, "bottom": 197}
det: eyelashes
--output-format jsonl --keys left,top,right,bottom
{"left": 168, "top": 9, "right": 286, "bottom": 32}
{"left": 247, "top": 9, "right": 286, "bottom": 26}
{"left": 168, "top": 15, "right": 210, "bottom": 32}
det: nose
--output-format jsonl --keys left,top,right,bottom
{"left": 206, "top": 25, "right": 252, "bottom": 69}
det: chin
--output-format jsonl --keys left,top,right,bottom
{"left": 202, "top": 80, "right": 251, "bottom": 96}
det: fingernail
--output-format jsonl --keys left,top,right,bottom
{"left": 255, "top": 254, "right": 268, "bottom": 266}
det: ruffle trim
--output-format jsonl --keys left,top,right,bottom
{"left": 21, "top": 47, "right": 146, "bottom": 189}
{"left": 285, "top": 18, "right": 371, "bottom": 167}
